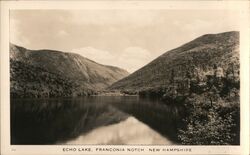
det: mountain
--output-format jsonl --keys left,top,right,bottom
{"left": 109, "top": 31, "right": 240, "bottom": 145}
{"left": 109, "top": 31, "right": 239, "bottom": 96}
{"left": 10, "top": 44, "right": 129, "bottom": 98}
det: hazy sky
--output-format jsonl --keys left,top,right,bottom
{"left": 10, "top": 10, "right": 240, "bottom": 73}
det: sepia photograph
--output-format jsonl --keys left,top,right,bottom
{"left": 1, "top": 1, "right": 249, "bottom": 155}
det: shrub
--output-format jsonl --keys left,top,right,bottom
{"left": 178, "top": 90, "right": 239, "bottom": 145}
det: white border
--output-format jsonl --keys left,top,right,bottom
{"left": 1, "top": 1, "right": 249, "bottom": 155}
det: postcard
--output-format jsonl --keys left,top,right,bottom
{"left": 1, "top": 0, "right": 249, "bottom": 154}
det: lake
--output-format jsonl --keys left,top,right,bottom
{"left": 11, "top": 96, "right": 184, "bottom": 145}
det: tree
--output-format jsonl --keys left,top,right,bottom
{"left": 178, "top": 86, "right": 238, "bottom": 145}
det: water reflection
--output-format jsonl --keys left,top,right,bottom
{"left": 11, "top": 96, "right": 184, "bottom": 145}
{"left": 111, "top": 96, "right": 184, "bottom": 142}
{"left": 64, "top": 117, "right": 173, "bottom": 145}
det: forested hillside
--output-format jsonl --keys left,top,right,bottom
{"left": 10, "top": 44, "right": 129, "bottom": 98}
{"left": 110, "top": 31, "right": 239, "bottom": 96}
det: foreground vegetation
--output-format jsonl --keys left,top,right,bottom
{"left": 177, "top": 89, "right": 239, "bottom": 145}
{"left": 137, "top": 64, "right": 240, "bottom": 145}
{"left": 177, "top": 64, "right": 240, "bottom": 145}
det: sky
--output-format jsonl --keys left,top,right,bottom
{"left": 10, "top": 10, "right": 240, "bottom": 73}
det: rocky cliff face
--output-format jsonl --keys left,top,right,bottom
{"left": 10, "top": 44, "right": 129, "bottom": 98}
{"left": 109, "top": 31, "right": 239, "bottom": 96}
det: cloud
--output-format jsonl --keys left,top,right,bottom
{"left": 117, "top": 47, "right": 152, "bottom": 73}
{"left": 71, "top": 46, "right": 153, "bottom": 73}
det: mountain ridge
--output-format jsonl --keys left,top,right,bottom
{"left": 10, "top": 44, "right": 129, "bottom": 97}
{"left": 109, "top": 31, "right": 239, "bottom": 94}
{"left": 10, "top": 43, "right": 129, "bottom": 73}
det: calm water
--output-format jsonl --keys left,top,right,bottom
{"left": 11, "top": 96, "right": 184, "bottom": 145}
